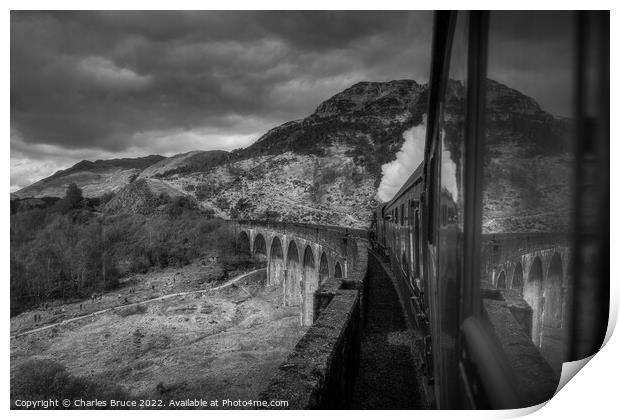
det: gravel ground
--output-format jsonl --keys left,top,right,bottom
{"left": 350, "top": 260, "right": 426, "bottom": 409}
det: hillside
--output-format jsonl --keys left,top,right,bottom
{"left": 13, "top": 79, "right": 571, "bottom": 230}
{"left": 13, "top": 155, "right": 165, "bottom": 199}
{"left": 139, "top": 150, "right": 230, "bottom": 178}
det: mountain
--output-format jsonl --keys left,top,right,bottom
{"left": 13, "top": 155, "right": 165, "bottom": 199}
{"left": 13, "top": 79, "right": 570, "bottom": 230}
{"left": 440, "top": 79, "right": 572, "bottom": 233}
{"left": 139, "top": 150, "right": 230, "bottom": 178}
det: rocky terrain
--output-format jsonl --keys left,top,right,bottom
{"left": 13, "top": 79, "right": 571, "bottom": 231}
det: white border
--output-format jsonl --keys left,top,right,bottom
{"left": 4, "top": 2, "right": 618, "bottom": 419}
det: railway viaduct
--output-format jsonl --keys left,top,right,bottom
{"left": 233, "top": 220, "right": 367, "bottom": 326}
{"left": 235, "top": 220, "right": 572, "bottom": 407}
{"left": 233, "top": 220, "right": 371, "bottom": 408}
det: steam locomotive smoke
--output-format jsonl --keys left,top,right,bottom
{"left": 376, "top": 120, "right": 426, "bottom": 202}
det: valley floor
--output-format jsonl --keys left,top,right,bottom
{"left": 10, "top": 262, "right": 307, "bottom": 406}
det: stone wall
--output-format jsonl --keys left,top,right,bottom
{"left": 258, "top": 230, "right": 368, "bottom": 409}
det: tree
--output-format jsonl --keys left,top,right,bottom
{"left": 57, "top": 183, "right": 83, "bottom": 213}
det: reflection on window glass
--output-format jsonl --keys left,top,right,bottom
{"left": 433, "top": 12, "right": 468, "bottom": 409}
{"left": 480, "top": 11, "right": 575, "bottom": 377}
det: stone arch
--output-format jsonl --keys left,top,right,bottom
{"left": 237, "top": 231, "right": 251, "bottom": 256}
{"left": 268, "top": 236, "right": 284, "bottom": 286}
{"left": 253, "top": 233, "right": 267, "bottom": 262}
{"left": 524, "top": 257, "right": 544, "bottom": 346}
{"left": 496, "top": 271, "right": 506, "bottom": 289}
{"left": 285, "top": 240, "right": 300, "bottom": 306}
{"left": 334, "top": 261, "right": 343, "bottom": 278}
{"left": 302, "top": 245, "right": 318, "bottom": 326}
{"left": 319, "top": 252, "right": 329, "bottom": 284}
{"left": 541, "top": 253, "right": 565, "bottom": 374}
{"left": 511, "top": 262, "right": 524, "bottom": 294}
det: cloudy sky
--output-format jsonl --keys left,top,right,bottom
{"left": 10, "top": 11, "right": 575, "bottom": 192}
{"left": 10, "top": 11, "right": 434, "bottom": 191}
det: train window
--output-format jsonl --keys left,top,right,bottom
{"left": 432, "top": 11, "right": 469, "bottom": 408}
{"left": 425, "top": 10, "right": 606, "bottom": 410}
{"left": 477, "top": 10, "right": 577, "bottom": 392}
{"left": 401, "top": 204, "right": 405, "bottom": 225}
{"left": 427, "top": 156, "right": 437, "bottom": 243}
{"left": 413, "top": 207, "right": 421, "bottom": 277}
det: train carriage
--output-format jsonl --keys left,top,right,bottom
{"left": 373, "top": 10, "right": 609, "bottom": 409}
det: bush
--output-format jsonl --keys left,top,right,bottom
{"left": 197, "top": 218, "right": 224, "bottom": 235}
{"left": 234, "top": 197, "right": 254, "bottom": 215}
{"left": 261, "top": 209, "right": 281, "bottom": 220}
{"left": 220, "top": 253, "right": 264, "bottom": 272}
{"left": 11, "top": 359, "right": 128, "bottom": 408}
{"left": 164, "top": 195, "right": 196, "bottom": 217}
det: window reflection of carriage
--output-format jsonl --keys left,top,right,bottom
{"left": 370, "top": 11, "right": 608, "bottom": 409}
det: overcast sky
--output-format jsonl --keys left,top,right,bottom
{"left": 10, "top": 11, "right": 574, "bottom": 192}
{"left": 10, "top": 11, "right": 433, "bottom": 191}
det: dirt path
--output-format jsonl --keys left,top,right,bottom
{"left": 11, "top": 269, "right": 263, "bottom": 340}
{"left": 349, "top": 256, "right": 425, "bottom": 409}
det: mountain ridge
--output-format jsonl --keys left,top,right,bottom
{"left": 13, "top": 79, "right": 570, "bottom": 229}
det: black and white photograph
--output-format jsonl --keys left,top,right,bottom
{"left": 7, "top": 5, "right": 612, "bottom": 413}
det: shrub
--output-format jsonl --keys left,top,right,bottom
{"left": 11, "top": 359, "right": 128, "bottom": 408}
{"left": 261, "top": 209, "right": 281, "bottom": 221}
{"left": 164, "top": 195, "right": 196, "bottom": 217}
{"left": 220, "top": 253, "right": 264, "bottom": 272}
{"left": 234, "top": 197, "right": 254, "bottom": 214}
{"left": 197, "top": 218, "right": 224, "bottom": 235}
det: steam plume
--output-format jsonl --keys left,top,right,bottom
{"left": 376, "top": 120, "right": 426, "bottom": 202}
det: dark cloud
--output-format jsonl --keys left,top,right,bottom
{"left": 10, "top": 11, "right": 575, "bottom": 192}
{"left": 10, "top": 10, "right": 434, "bottom": 190}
